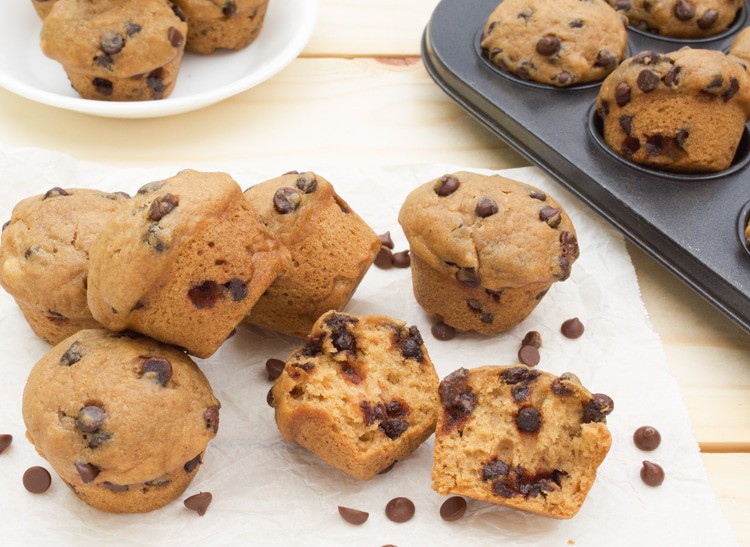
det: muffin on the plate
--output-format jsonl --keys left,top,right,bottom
{"left": 607, "top": 0, "right": 743, "bottom": 38}
{"left": 432, "top": 366, "right": 613, "bottom": 519}
{"left": 398, "top": 171, "right": 579, "bottom": 334}
{"left": 86, "top": 169, "right": 289, "bottom": 358}
{"left": 0, "top": 188, "right": 128, "bottom": 344}
{"left": 597, "top": 48, "right": 750, "bottom": 172}
{"left": 480, "top": 0, "right": 628, "bottom": 87}
{"left": 31, "top": 0, "right": 59, "bottom": 19}
{"left": 271, "top": 311, "right": 440, "bottom": 480}
{"left": 172, "top": 0, "right": 270, "bottom": 54}
{"left": 40, "top": 0, "right": 188, "bottom": 101}
{"left": 22, "top": 329, "right": 220, "bottom": 513}
{"left": 243, "top": 171, "right": 381, "bottom": 337}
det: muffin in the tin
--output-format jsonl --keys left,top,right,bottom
{"left": 31, "top": 0, "right": 59, "bottom": 19}
{"left": 172, "top": 0, "right": 270, "bottom": 54}
{"left": 480, "top": 0, "right": 628, "bottom": 87}
{"left": 729, "top": 26, "right": 750, "bottom": 69}
{"left": 40, "top": 0, "right": 188, "bottom": 101}
{"left": 607, "top": 0, "right": 743, "bottom": 38}
{"left": 597, "top": 48, "right": 750, "bottom": 173}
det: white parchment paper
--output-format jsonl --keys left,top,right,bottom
{"left": 0, "top": 146, "right": 736, "bottom": 546}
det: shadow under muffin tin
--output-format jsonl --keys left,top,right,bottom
{"left": 422, "top": 0, "right": 750, "bottom": 333}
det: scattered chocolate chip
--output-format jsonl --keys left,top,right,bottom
{"left": 75, "top": 462, "right": 100, "bottom": 483}
{"left": 338, "top": 506, "right": 369, "bottom": 525}
{"left": 640, "top": 461, "right": 665, "bottom": 486}
{"left": 0, "top": 434, "right": 12, "bottom": 454}
{"left": 615, "top": 82, "right": 631, "bottom": 107}
{"left": 434, "top": 175, "right": 460, "bottom": 196}
{"left": 518, "top": 345, "right": 540, "bottom": 367}
{"left": 44, "top": 187, "right": 69, "bottom": 199}
{"left": 102, "top": 481, "right": 129, "bottom": 492}
{"left": 536, "top": 35, "right": 560, "bottom": 56}
{"left": 516, "top": 407, "right": 542, "bottom": 432}
{"left": 184, "top": 492, "right": 212, "bottom": 516}
{"left": 266, "top": 358, "right": 285, "bottom": 381}
{"left": 168, "top": 27, "right": 184, "bottom": 48}
{"left": 224, "top": 278, "right": 248, "bottom": 302}
{"left": 222, "top": 0, "right": 237, "bottom": 17}
{"left": 142, "top": 357, "right": 173, "bottom": 385}
{"left": 378, "top": 461, "right": 397, "bottom": 475}
{"left": 125, "top": 22, "right": 142, "bottom": 36}
{"left": 476, "top": 198, "right": 499, "bottom": 218}
{"left": 392, "top": 250, "right": 411, "bottom": 268}
{"left": 440, "top": 496, "right": 467, "bottom": 521}
{"left": 148, "top": 193, "right": 179, "bottom": 221}
{"left": 188, "top": 280, "right": 221, "bottom": 309}
{"left": 431, "top": 321, "right": 456, "bottom": 341}
{"left": 60, "top": 341, "right": 83, "bottom": 366}
{"left": 204, "top": 406, "right": 220, "bottom": 434}
{"left": 696, "top": 9, "right": 717, "bottom": 29}
{"left": 374, "top": 246, "right": 393, "bottom": 269}
{"left": 273, "top": 187, "right": 301, "bottom": 214}
{"left": 184, "top": 454, "right": 202, "bottom": 473}
{"left": 92, "top": 77, "right": 113, "bottom": 96}
{"left": 619, "top": 115, "right": 633, "bottom": 135}
{"left": 385, "top": 497, "right": 415, "bottom": 523}
{"left": 529, "top": 191, "right": 546, "bottom": 201}
{"left": 582, "top": 393, "right": 615, "bottom": 423}
{"left": 539, "top": 206, "right": 561, "bottom": 227}
{"left": 521, "top": 331, "right": 542, "bottom": 348}
{"left": 637, "top": 70, "right": 660, "bottom": 92}
{"left": 76, "top": 406, "right": 105, "bottom": 433}
{"left": 662, "top": 66, "right": 681, "bottom": 87}
{"left": 633, "top": 426, "right": 661, "bottom": 451}
{"left": 674, "top": 0, "right": 695, "bottom": 21}
{"left": 561, "top": 317, "right": 584, "bottom": 338}
{"left": 23, "top": 466, "right": 51, "bottom": 493}
{"left": 594, "top": 50, "right": 616, "bottom": 70}
{"left": 456, "top": 267, "right": 479, "bottom": 287}
{"left": 379, "top": 231, "right": 394, "bottom": 249}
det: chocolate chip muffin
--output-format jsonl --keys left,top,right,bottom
{"left": 480, "top": 0, "right": 628, "bottom": 87}
{"left": 22, "top": 329, "right": 220, "bottom": 513}
{"left": 729, "top": 27, "right": 750, "bottom": 69}
{"left": 398, "top": 172, "right": 579, "bottom": 334}
{"left": 432, "top": 366, "right": 613, "bottom": 519}
{"left": 597, "top": 48, "right": 750, "bottom": 172}
{"left": 40, "top": 0, "right": 188, "bottom": 101}
{"left": 243, "top": 172, "right": 381, "bottom": 337}
{"left": 172, "top": 0, "right": 270, "bottom": 54}
{"left": 608, "top": 0, "right": 743, "bottom": 38}
{"left": 0, "top": 188, "right": 128, "bottom": 345}
{"left": 86, "top": 170, "right": 289, "bottom": 358}
{"left": 271, "top": 311, "right": 440, "bottom": 480}
{"left": 31, "top": 0, "right": 59, "bottom": 19}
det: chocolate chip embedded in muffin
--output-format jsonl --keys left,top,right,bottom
{"left": 606, "top": 0, "right": 741, "bottom": 38}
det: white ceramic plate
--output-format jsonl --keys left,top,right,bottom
{"left": 0, "top": 0, "right": 317, "bottom": 118}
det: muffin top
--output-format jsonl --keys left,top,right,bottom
{"left": 172, "top": 0, "right": 267, "bottom": 19}
{"left": 480, "top": 0, "right": 628, "bottom": 87}
{"left": 41, "top": 0, "right": 188, "bottom": 76}
{"left": 398, "top": 172, "right": 578, "bottom": 288}
{"left": 607, "top": 0, "right": 743, "bottom": 38}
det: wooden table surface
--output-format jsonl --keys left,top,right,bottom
{"left": 1, "top": 0, "right": 748, "bottom": 543}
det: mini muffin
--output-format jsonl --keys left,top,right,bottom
{"left": 608, "top": 0, "right": 743, "bottom": 38}
{"left": 480, "top": 0, "right": 628, "bottom": 87}
{"left": 271, "top": 311, "right": 440, "bottom": 480}
{"left": 31, "top": 0, "right": 59, "bottom": 19}
{"left": 432, "top": 366, "right": 613, "bottom": 519}
{"left": 172, "top": 0, "right": 270, "bottom": 54}
{"left": 0, "top": 188, "right": 128, "bottom": 345}
{"left": 40, "top": 0, "right": 188, "bottom": 101}
{"left": 22, "top": 329, "right": 220, "bottom": 513}
{"left": 729, "top": 27, "right": 750, "bottom": 70}
{"left": 398, "top": 172, "right": 579, "bottom": 334}
{"left": 243, "top": 171, "right": 381, "bottom": 337}
{"left": 597, "top": 48, "right": 750, "bottom": 172}
{"left": 86, "top": 170, "right": 289, "bottom": 358}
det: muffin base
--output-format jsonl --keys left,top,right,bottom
{"left": 18, "top": 301, "right": 100, "bottom": 345}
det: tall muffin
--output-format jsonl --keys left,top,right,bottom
{"left": 243, "top": 171, "right": 381, "bottom": 337}
{"left": 86, "top": 170, "right": 289, "bottom": 358}
{"left": 172, "top": 0, "right": 270, "bottom": 54}
{"left": 23, "top": 329, "right": 220, "bottom": 513}
{"left": 40, "top": 0, "right": 188, "bottom": 101}
{"left": 0, "top": 188, "right": 128, "bottom": 345}
{"left": 608, "top": 0, "right": 743, "bottom": 38}
{"left": 597, "top": 48, "right": 750, "bottom": 172}
{"left": 271, "top": 311, "right": 439, "bottom": 480}
{"left": 480, "top": 0, "right": 628, "bottom": 87}
{"left": 31, "top": 0, "right": 59, "bottom": 19}
{"left": 398, "top": 172, "right": 579, "bottom": 334}
{"left": 432, "top": 366, "right": 613, "bottom": 519}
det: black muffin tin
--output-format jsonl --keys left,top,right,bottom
{"left": 422, "top": 0, "right": 750, "bottom": 333}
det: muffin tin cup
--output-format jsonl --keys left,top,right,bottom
{"left": 422, "top": 0, "right": 750, "bottom": 333}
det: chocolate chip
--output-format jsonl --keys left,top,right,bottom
{"left": 501, "top": 366, "right": 540, "bottom": 385}
{"left": 168, "top": 27, "right": 184, "bottom": 48}
{"left": 645, "top": 135, "right": 665, "bottom": 156}
{"left": 86, "top": 431, "right": 111, "bottom": 449}
{"left": 561, "top": 317, "right": 584, "bottom": 338}
{"left": 637, "top": 70, "right": 660, "bottom": 92}
{"left": 674, "top": 0, "right": 695, "bottom": 20}
{"left": 374, "top": 246, "right": 393, "bottom": 269}
{"left": 102, "top": 481, "right": 129, "bottom": 492}
{"left": 582, "top": 393, "right": 614, "bottom": 423}
{"left": 142, "top": 357, "right": 172, "bottom": 385}
{"left": 439, "top": 368, "right": 477, "bottom": 431}
{"left": 539, "top": 206, "right": 561, "bottom": 227}
{"left": 60, "top": 341, "right": 83, "bottom": 366}
{"left": 385, "top": 497, "right": 415, "bottom": 523}
{"left": 125, "top": 22, "right": 142, "bottom": 36}
{"left": 697, "top": 9, "right": 717, "bottom": 29}
{"left": 439, "top": 496, "right": 467, "bottom": 521}
{"left": 482, "top": 459, "right": 510, "bottom": 480}
{"left": 222, "top": 0, "right": 237, "bottom": 17}
{"left": 640, "top": 461, "right": 665, "bottom": 486}
{"left": 23, "top": 466, "right": 51, "bottom": 493}
{"left": 633, "top": 51, "right": 659, "bottom": 65}
{"left": 614, "top": 0, "right": 631, "bottom": 9}
{"left": 634, "top": 426, "right": 661, "bottom": 451}
{"left": 517, "top": 345, "right": 540, "bottom": 367}
{"left": 378, "top": 461, "right": 397, "bottom": 474}
{"left": 147, "top": 68, "right": 166, "bottom": 100}
{"left": 0, "top": 434, "right": 12, "bottom": 454}
{"left": 95, "top": 53, "right": 113, "bottom": 70}
{"left": 379, "top": 231, "right": 394, "bottom": 249}
{"left": 521, "top": 331, "right": 542, "bottom": 348}
{"left": 516, "top": 61, "right": 535, "bottom": 80}
{"left": 224, "top": 278, "right": 248, "bottom": 302}
{"left": 622, "top": 136, "right": 641, "bottom": 155}
{"left": 476, "top": 198, "right": 498, "bottom": 218}
{"left": 456, "top": 267, "right": 479, "bottom": 287}
{"left": 615, "top": 82, "right": 631, "bottom": 107}
{"left": 92, "top": 78, "right": 113, "bottom": 96}
{"left": 148, "top": 193, "right": 179, "bottom": 221}
{"left": 398, "top": 325, "right": 424, "bottom": 361}
{"left": 619, "top": 115, "right": 633, "bottom": 135}
{"left": 1, "top": 220, "right": 9, "bottom": 232}
{"left": 75, "top": 462, "right": 100, "bottom": 483}
{"left": 516, "top": 407, "right": 542, "bottom": 432}
{"left": 204, "top": 405, "right": 220, "bottom": 434}
{"left": 556, "top": 71, "right": 573, "bottom": 85}
{"left": 662, "top": 66, "right": 681, "bottom": 87}
{"left": 266, "top": 386, "right": 274, "bottom": 407}
{"left": 723, "top": 77, "right": 739, "bottom": 101}
{"left": 569, "top": 19, "right": 583, "bottom": 28}
{"left": 600, "top": 99, "right": 610, "bottom": 118}
{"left": 138, "top": 181, "right": 163, "bottom": 194}
{"left": 273, "top": 187, "right": 301, "bottom": 214}
{"left": 594, "top": 50, "right": 616, "bottom": 71}
{"left": 76, "top": 406, "right": 105, "bottom": 433}
{"left": 295, "top": 172, "right": 317, "bottom": 193}
{"left": 100, "top": 32, "right": 124, "bottom": 55}
{"left": 675, "top": 129, "right": 689, "bottom": 148}
{"left": 535, "top": 35, "right": 560, "bottom": 56}
{"left": 184, "top": 492, "right": 212, "bottom": 515}
{"left": 184, "top": 454, "right": 202, "bottom": 472}
{"left": 392, "top": 250, "right": 411, "bottom": 268}
{"left": 265, "top": 358, "right": 285, "bottom": 381}
{"left": 529, "top": 191, "right": 546, "bottom": 201}
{"left": 431, "top": 321, "right": 456, "bottom": 341}
{"left": 702, "top": 74, "right": 723, "bottom": 93}
{"left": 434, "top": 175, "right": 460, "bottom": 196}
{"left": 517, "top": 8, "right": 533, "bottom": 19}
{"left": 188, "top": 280, "right": 221, "bottom": 309}
{"left": 44, "top": 187, "right": 69, "bottom": 199}
{"left": 338, "top": 506, "right": 369, "bottom": 525}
